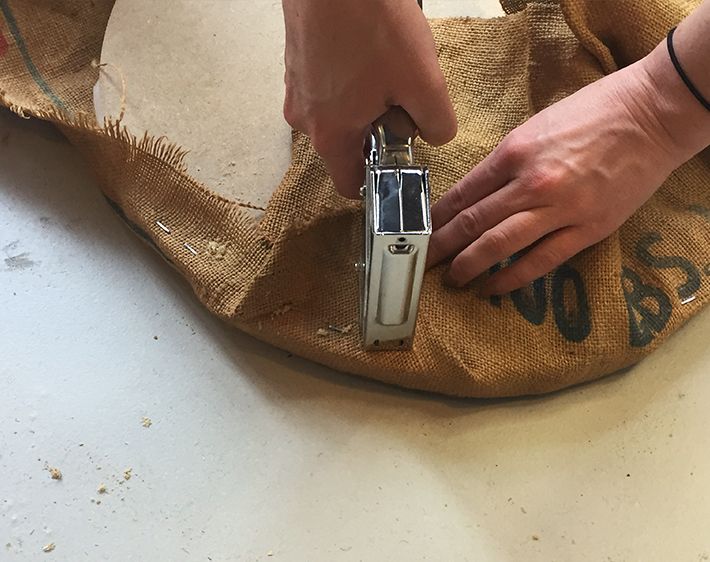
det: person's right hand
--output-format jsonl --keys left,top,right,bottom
{"left": 281, "top": 0, "right": 457, "bottom": 198}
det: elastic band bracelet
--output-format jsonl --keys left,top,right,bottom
{"left": 667, "top": 27, "right": 710, "bottom": 112}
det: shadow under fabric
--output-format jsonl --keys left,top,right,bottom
{"left": 0, "top": 0, "right": 707, "bottom": 397}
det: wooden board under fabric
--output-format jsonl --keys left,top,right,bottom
{"left": 93, "top": 0, "right": 502, "bottom": 215}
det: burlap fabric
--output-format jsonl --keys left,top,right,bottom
{"left": 1, "top": 0, "right": 707, "bottom": 397}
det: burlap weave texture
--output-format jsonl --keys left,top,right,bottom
{"left": 0, "top": 0, "right": 707, "bottom": 397}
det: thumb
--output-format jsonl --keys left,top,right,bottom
{"left": 400, "top": 76, "right": 457, "bottom": 146}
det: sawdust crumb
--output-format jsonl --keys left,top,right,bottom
{"left": 267, "top": 551, "right": 273, "bottom": 557}
{"left": 48, "top": 467, "right": 62, "bottom": 480}
{"left": 123, "top": 468, "right": 132, "bottom": 480}
{"left": 532, "top": 535, "right": 540, "bottom": 541}
{"left": 141, "top": 416, "right": 152, "bottom": 428}
{"left": 316, "top": 328, "right": 330, "bottom": 337}
{"left": 271, "top": 303, "right": 292, "bottom": 318}
{"left": 42, "top": 543, "right": 55, "bottom": 553}
{"left": 97, "top": 483, "right": 107, "bottom": 494}
{"left": 207, "top": 241, "right": 228, "bottom": 260}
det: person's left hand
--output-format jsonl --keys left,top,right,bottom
{"left": 426, "top": 53, "right": 693, "bottom": 296}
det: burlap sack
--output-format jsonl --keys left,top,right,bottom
{"left": 1, "top": 0, "right": 707, "bottom": 397}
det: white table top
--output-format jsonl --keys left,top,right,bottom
{"left": 2, "top": 108, "right": 710, "bottom": 561}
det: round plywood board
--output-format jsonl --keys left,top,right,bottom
{"left": 94, "top": 0, "right": 502, "bottom": 215}
{"left": 94, "top": 0, "right": 290, "bottom": 214}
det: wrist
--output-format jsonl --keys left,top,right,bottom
{"left": 634, "top": 39, "right": 710, "bottom": 165}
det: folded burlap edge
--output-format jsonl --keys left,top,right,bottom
{"left": 1, "top": 0, "right": 708, "bottom": 398}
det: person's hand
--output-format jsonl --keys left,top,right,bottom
{"left": 426, "top": 42, "right": 710, "bottom": 296}
{"left": 282, "top": 0, "right": 457, "bottom": 198}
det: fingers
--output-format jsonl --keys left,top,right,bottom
{"left": 430, "top": 145, "right": 514, "bottom": 230}
{"left": 399, "top": 77, "right": 457, "bottom": 147}
{"left": 481, "top": 227, "right": 588, "bottom": 296}
{"left": 313, "top": 126, "right": 368, "bottom": 199}
{"left": 426, "top": 181, "right": 527, "bottom": 268}
{"left": 444, "top": 208, "right": 565, "bottom": 287}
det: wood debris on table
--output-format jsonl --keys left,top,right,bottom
{"left": 141, "top": 416, "right": 152, "bottom": 428}
{"left": 42, "top": 543, "right": 55, "bottom": 553}
{"left": 123, "top": 467, "right": 132, "bottom": 480}
{"left": 48, "top": 467, "right": 62, "bottom": 480}
{"left": 271, "top": 303, "right": 292, "bottom": 318}
{"left": 97, "top": 483, "right": 107, "bottom": 494}
{"left": 207, "top": 240, "right": 227, "bottom": 260}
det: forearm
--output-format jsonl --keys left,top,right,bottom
{"left": 637, "top": 0, "right": 710, "bottom": 163}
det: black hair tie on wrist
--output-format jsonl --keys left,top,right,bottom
{"left": 667, "top": 26, "right": 710, "bottom": 112}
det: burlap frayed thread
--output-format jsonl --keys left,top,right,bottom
{"left": 0, "top": 88, "right": 30, "bottom": 118}
{"left": 91, "top": 59, "right": 127, "bottom": 122}
{"left": 0, "top": 0, "right": 708, "bottom": 397}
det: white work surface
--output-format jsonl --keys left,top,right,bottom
{"left": 3, "top": 112, "right": 710, "bottom": 562}
{"left": 3, "top": 2, "right": 710, "bottom": 560}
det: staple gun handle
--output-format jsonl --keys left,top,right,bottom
{"left": 371, "top": 106, "right": 418, "bottom": 167}
{"left": 368, "top": 0, "right": 423, "bottom": 168}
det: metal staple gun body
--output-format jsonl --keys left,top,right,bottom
{"left": 359, "top": 106, "right": 431, "bottom": 350}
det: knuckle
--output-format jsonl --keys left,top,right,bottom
{"left": 282, "top": 108, "right": 298, "bottom": 130}
{"left": 496, "top": 134, "right": 529, "bottom": 165}
{"left": 482, "top": 228, "right": 513, "bottom": 257}
{"left": 525, "top": 167, "right": 564, "bottom": 196}
{"left": 282, "top": 98, "right": 303, "bottom": 131}
{"left": 458, "top": 206, "right": 482, "bottom": 239}
{"left": 446, "top": 182, "right": 467, "bottom": 213}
